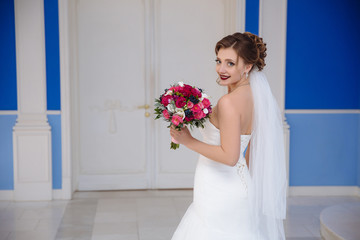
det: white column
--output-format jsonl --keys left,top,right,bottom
{"left": 259, "top": 0, "right": 290, "bottom": 195}
{"left": 13, "top": 0, "right": 52, "bottom": 201}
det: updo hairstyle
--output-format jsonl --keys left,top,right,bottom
{"left": 215, "top": 32, "right": 267, "bottom": 72}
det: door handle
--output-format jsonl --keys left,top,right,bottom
{"left": 137, "top": 104, "right": 150, "bottom": 110}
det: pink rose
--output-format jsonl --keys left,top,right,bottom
{"left": 198, "top": 102, "right": 204, "bottom": 109}
{"left": 193, "top": 110, "right": 205, "bottom": 120}
{"left": 171, "top": 114, "right": 183, "bottom": 126}
{"left": 202, "top": 98, "right": 211, "bottom": 108}
{"left": 192, "top": 104, "right": 202, "bottom": 113}
{"left": 187, "top": 101, "right": 194, "bottom": 109}
{"left": 162, "top": 109, "right": 170, "bottom": 119}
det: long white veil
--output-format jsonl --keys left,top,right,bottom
{"left": 248, "top": 68, "right": 287, "bottom": 239}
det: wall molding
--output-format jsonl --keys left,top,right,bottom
{"left": 285, "top": 109, "right": 360, "bottom": 114}
{"left": 0, "top": 111, "right": 61, "bottom": 115}
{"left": 289, "top": 186, "right": 360, "bottom": 197}
{"left": 58, "top": 0, "right": 73, "bottom": 200}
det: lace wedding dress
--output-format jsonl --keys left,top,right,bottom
{"left": 171, "top": 120, "right": 257, "bottom": 240}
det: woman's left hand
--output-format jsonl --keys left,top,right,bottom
{"left": 170, "top": 125, "right": 193, "bottom": 146}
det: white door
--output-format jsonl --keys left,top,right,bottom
{"left": 74, "top": 0, "right": 239, "bottom": 190}
{"left": 154, "top": 0, "right": 237, "bottom": 188}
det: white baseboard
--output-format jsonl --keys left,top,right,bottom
{"left": 289, "top": 186, "right": 360, "bottom": 197}
{"left": 0, "top": 189, "right": 72, "bottom": 201}
{"left": 0, "top": 190, "right": 13, "bottom": 201}
{"left": 1, "top": 186, "right": 359, "bottom": 200}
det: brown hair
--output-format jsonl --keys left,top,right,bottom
{"left": 215, "top": 32, "right": 267, "bottom": 72}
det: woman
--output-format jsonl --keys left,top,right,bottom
{"left": 170, "top": 32, "right": 287, "bottom": 239}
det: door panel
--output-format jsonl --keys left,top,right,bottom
{"left": 154, "top": 0, "right": 233, "bottom": 188}
{"left": 77, "top": 0, "right": 148, "bottom": 190}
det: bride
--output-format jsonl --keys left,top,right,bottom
{"left": 169, "top": 32, "right": 287, "bottom": 239}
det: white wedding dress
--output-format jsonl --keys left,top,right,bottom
{"left": 171, "top": 120, "right": 257, "bottom": 240}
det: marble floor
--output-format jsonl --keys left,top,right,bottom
{"left": 0, "top": 190, "right": 359, "bottom": 240}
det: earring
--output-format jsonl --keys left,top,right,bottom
{"left": 245, "top": 72, "right": 249, "bottom": 79}
{"left": 216, "top": 77, "right": 221, "bottom": 85}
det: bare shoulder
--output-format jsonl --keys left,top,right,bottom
{"left": 217, "top": 94, "right": 236, "bottom": 111}
{"left": 217, "top": 87, "right": 253, "bottom": 117}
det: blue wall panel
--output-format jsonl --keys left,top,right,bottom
{"left": 245, "top": 0, "right": 259, "bottom": 35}
{"left": 358, "top": 114, "right": 360, "bottom": 187}
{"left": 286, "top": 113, "right": 358, "bottom": 186}
{"left": 286, "top": 0, "right": 360, "bottom": 109}
{"left": 0, "top": 0, "right": 17, "bottom": 110}
{"left": 44, "top": 0, "right": 61, "bottom": 110}
{"left": 0, "top": 115, "right": 16, "bottom": 190}
{"left": 48, "top": 115, "right": 62, "bottom": 189}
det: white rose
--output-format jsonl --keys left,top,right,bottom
{"left": 175, "top": 108, "right": 185, "bottom": 119}
{"left": 199, "top": 93, "right": 208, "bottom": 101}
{"left": 167, "top": 103, "right": 175, "bottom": 113}
{"left": 203, "top": 108, "right": 208, "bottom": 114}
{"left": 164, "top": 90, "right": 173, "bottom": 96}
{"left": 178, "top": 81, "right": 184, "bottom": 87}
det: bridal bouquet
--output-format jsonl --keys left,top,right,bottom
{"left": 154, "top": 82, "right": 212, "bottom": 150}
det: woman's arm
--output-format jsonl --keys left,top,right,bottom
{"left": 171, "top": 95, "right": 242, "bottom": 167}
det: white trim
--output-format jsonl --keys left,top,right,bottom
{"left": 58, "top": 0, "right": 73, "bottom": 199}
{"left": 4, "top": 109, "right": 358, "bottom": 115}
{"left": 236, "top": 0, "right": 245, "bottom": 32}
{"left": 289, "top": 186, "right": 360, "bottom": 197}
{"left": 0, "top": 190, "right": 14, "bottom": 201}
{"left": 0, "top": 111, "right": 62, "bottom": 115}
{"left": 13, "top": 0, "right": 53, "bottom": 201}
{"left": 259, "top": 0, "right": 290, "bottom": 194}
{"left": 0, "top": 111, "right": 18, "bottom": 115}
{"left": 285, "top": 109, "right": 360, "bottom": 114}
{"left": 47, "top": 111, "right": 61, "bottom": 115}
{"left": 0, "top": 189, "right": 72, "bottom": 200}
{"left": 145, "top": 0, "right": 155, "bottom": 189}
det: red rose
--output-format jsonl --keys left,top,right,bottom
{"left": 202, "top": 98, "right": 211, "bottom": 108}
{"left": 175, "top": 97, "right": 186, "bottom": 108}
{"left": 191, "top": 88, "right": 202, "bottom": 98}
{"left": 185, "top": 116, "right": 194, "bottom": 122}
{"left": 183, "top": 85, "right": 192, "bottom": 97}
{"left": 161, "top": 95, "right": 173, "bottom": 107}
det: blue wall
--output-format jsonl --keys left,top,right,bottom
{"left": 45, "top": 0, "right": 61, "bottom": 110}
{"left": 286, "top": 0, "right": 360, "bottom": 110}
{"left": 0, "top": 0, "right": 17, "bottom": 110}
{"left": 286, "top": 113, "right": 358, "bottom": 186}
{"left": 48, "top": 115, "right": 62, "bottom": 189}
{"left": 245, "top": 0, "right": 259, "bottom": 35}
{"left": 0, "top": 116, "right": 17, "bottom": 190}
{"left": 286, "top": 0, "right": 360, "bottom": 187}
{"left": 0, "top": 0, "right": 62, "bottom": 191}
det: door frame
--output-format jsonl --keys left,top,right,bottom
{"left": 57, "top": 0, "right": 289, "bottom": 198}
